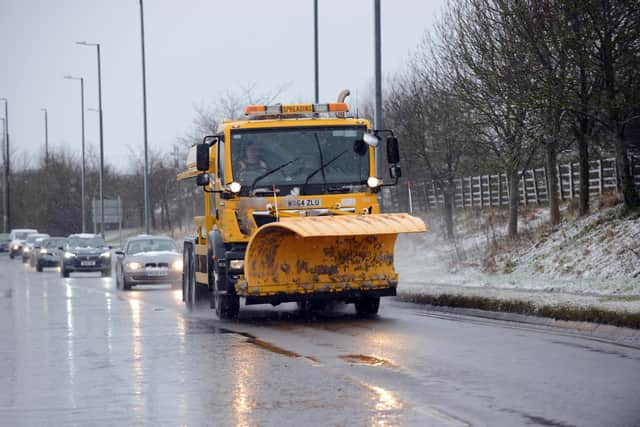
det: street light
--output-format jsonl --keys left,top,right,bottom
{"left": 40, "top": 108, "right": 49, "bottom": 164}
{"left": 76, "top": 41, "right": 105, "bottom": 238}
{"left": 64, "top": 75, "right": 87, "bottom": 232}
{"left": 139, "top": 0, "right": 151, "bottom": 234}
{"left": 314, "top": 0, "right": 319, "bottom": 103}
{"left": 1, "top": 97, "right": 10, "bottom": 232}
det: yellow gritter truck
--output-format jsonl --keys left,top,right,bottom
{"left": 177, "top": 92, "right": 426, "bottom": 319}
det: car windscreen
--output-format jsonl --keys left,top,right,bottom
{"left": 26, "top": 234, "right": 48, "bottom": 243}
{"left": 68, "top": 237, "right": 107, "bottom": 248}
{"left": 45, "top": 239, "right": 67, "bottom": 249}
{"left": 15, "top": 231, "right": 32, "bottom": 240}
{"left": 126, "top": 239, "right": 177, "bottom": 255}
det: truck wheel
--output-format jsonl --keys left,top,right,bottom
{"left": 355, "top": 296, "right": 380, "bottom": 316}
{"left": 215, "top": 292, "right": 239, "bottom": 320}
{"left": 36, "top": 262, "right": 43, "bottom": 273}
{"left": 184, "top": 244, "right": 196, "bottom": 311}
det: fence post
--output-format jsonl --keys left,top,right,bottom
{"left": 543, "top": 166, "right": 550, "bottom": 203}
{"left": 569, "top": 161, "right": 574, "bottom": 199}
{"left": 557, "top": 164, "right": 564, "bottom": 201}
{"left": 488, "top": 175, "right": 493, "bottom": 207}
{"left": 521, "top": 171, "right": 527, "bottom": 205}
{"left": 598, "top": 159, "right": 603, "bottom": 195}
{"left": 531, "top": 169, "right": 539, "bottom": 204}
{"left": 469, "top": 177, "right": 473, "bottom": 208}
{"left": 498, "top": 173, "right": 503, "bottom": 206}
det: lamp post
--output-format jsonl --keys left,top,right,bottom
{"left": 64, "top": 76, "right": 87, "bottom": 232}
{"left": 76, "top": 41, "right": 105, "bottom": 238}
{"left": 139, "top": 0, "right": 150, "bottom": 234}
{"left": 0, "top": 117, "right": 4, "bottom": 232}
{"left": 40, "top": 108, "right": 49, "bottom": 164}
{"left": 0, "top": 98, "right": 9, "bottom": 231}
{"left": 314, "top": 0, "right": 319, "bottom": 103}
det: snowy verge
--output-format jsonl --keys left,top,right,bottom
{"left": 394, "top": 202, "right": 640, "bottom": 317}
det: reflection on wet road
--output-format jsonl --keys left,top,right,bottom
{"left": 1, "top": 256, "right": 639, "bottom": 426}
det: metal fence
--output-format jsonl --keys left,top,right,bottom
{"left": 387, "top": 156, "right": 640, "bottom": 212}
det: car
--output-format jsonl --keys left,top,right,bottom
{"left": 33, "top": 237, "right": 68, "bottom": 272}
{"left": 61, "top": 233, "right": 112, "bottom": 278}
{"left": 8, "top": 228, "right": 38, "bottom": 259}
{"left": 0, "top": 233, "right": 10, "bottom": 252}
{"left": 21, "top": 233, "right": 50, "bottom": 263}
{"left": 114, "top": 235, "right": 182, "bottom": 290}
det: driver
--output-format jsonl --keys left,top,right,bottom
{"left": 237, "top": 142, "right": 269, "bottom": 178}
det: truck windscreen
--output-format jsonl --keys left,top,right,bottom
{"left": 230, "top": 126, "right": 370, "bottom": 194}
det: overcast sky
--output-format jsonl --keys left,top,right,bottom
{"left": 1, "top": 0, "right": 444, "bottom": 171}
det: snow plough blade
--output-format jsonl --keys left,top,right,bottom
{"left": 238, "top": 213, "right": 426, "bottom": 299}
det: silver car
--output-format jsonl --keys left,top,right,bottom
{"left": 22, "top": 233, "right": 50, "bottom": 263}
{"left": 114, "top": 235, "right": 182, "bottom": 290}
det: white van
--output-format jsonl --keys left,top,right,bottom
{"left": 9, "top": 229, "right": 38, "bottom": 259}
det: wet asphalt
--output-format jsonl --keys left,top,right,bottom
{"left": 1, "top": 254, "right": 640, "bottom": 426}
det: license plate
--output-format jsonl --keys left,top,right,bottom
{"left": 286, "top": 198, "right": 321, "bottom": 208}
{"left": 145, "top": 268, "right": 168, "bottom": 277}
{"left": 81, "top": 261, "right": 96, "bottom": 266}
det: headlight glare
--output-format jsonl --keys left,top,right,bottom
{"left": 127, "top": 261, "right": 142, "bottom": 271}
{"left": 228, "top": 181, "right": 242, "bottom": 193}
{"left": 40, "top": 248, "right": 47, "bottom": 254}
{"left": 64, "top": 252, "right": 76, "bottom": 259}
{"left": 367, "top": 176, "right": 382, "bottom": 188}
{"left": 172, "top": 259, "right": 183, "bottom": 271}
{"left": 100, "top": 251, "right": 111, "bottom": 257}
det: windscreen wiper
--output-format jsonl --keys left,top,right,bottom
{"left": 249, "top": 158, "right": 300, "bottom": 195}
{"left": 301, "top": 150, "right": 348, "bottom": 195}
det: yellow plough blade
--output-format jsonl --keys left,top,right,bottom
{"left": 239, "top": 213, "right": 426, "bottom": 297}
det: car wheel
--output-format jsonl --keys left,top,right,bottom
{"left": 101, "top": 268, "right": 111, "bottom": 278}
{"left": 61, "top": 267, "right": 70, "bottom": 278}
{"left": 36, "top": 262, "right": 43, "bottom": 273}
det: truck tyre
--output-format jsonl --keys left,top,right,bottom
{"left": 36, "top": 262, "right": 43, "bottom": 273}
{"left": 355, "top": 296, "right": 380, "bottom": 316}
{"left": 215, "top": 292, "right": 239, "bottom": 320}
{"left": 184, "top": 244, "right": 196, "bottom": 311}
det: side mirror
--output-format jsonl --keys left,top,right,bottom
{"left": 196, "top": 144, "right": 210, "bottom": 171}
{"left": 387, "top": 136, "right": 400, "bottom": 164}
{"left": 115, "top": 250, "right": 125, "bottom": 256}
{"left": 389, "top": 165, "right": 402, "bottom": 179}
{"left": 108, "top": 245, "right": 113, "bottom": 250}
{"left": 196, "top": 173, "right": 210, "bottom": 186}
{"left": 58, "top": 246, "right": 64, "bottom": 251}
{"left": 34, "top": 246, "right": 41, "bottom": 250}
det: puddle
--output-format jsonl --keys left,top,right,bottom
{"left": 234, "top": 331, "right": 320, "bottom": 364}
{"left": 339, "top": 354, "right": 397, "bottom": 367}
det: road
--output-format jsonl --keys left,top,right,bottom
{"left": 1, "top": 255, "right": 639, "bottom": 426}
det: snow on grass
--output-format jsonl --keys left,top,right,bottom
{"left": 395, "top": 202, "right": 640, "bottom": 312}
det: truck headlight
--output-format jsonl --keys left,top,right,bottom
{"left": 64, "top": 252, "right": 76, "bottom": 259}
{"left": 127, "top": 261, "right": 142, "bottom": 271}
{"left": 229, "top": 259, "right": 244, "bottom": 270}
{"left": 367, "top": 176, "right": 382, "bottom": 188}
{"left": 172, "top": 259, "right": 183, "bottom": 271}
{"left": 100, "top": 251, "right": 111, "bottom": 258}
{"left": 228, "top": 181, "right": 242, "bottom": 193}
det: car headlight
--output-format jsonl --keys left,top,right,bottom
{"left": 13, "top": 244, "right": 19, "bottom": 250}
{"left": 23, "top": 247, "right": 30, "bottom": 253}
{"left": 127, "top": 261, "right": 142, "bottom": 271}
{"left": 172, "top": 259, "right": 183, "bottom": 271}
{"left": 229, "top": 259, "right": 244, "bottom": 270}
{"left": 100, "top": 251, "right": 111, "bottom": 258}
{"left": 64, "top": 252, "right": 76, "bottom": 259}
{"left": 40, "top": 248, "right": 47, "bottom": 254}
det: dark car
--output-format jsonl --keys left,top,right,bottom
{"left": 22, "top": 233, "right": 50, "bottom": 263}
{"left": 33, "top": 237, "right": 68, "bottom": 272}
{"left": 0, "top": 233, "right": 9, "bottom": 252}
{"left": 114, "top": 235, "right": 182, "bottom": 290}
{"left": 61, "top": 234, "right": 112, "bottom": 278}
